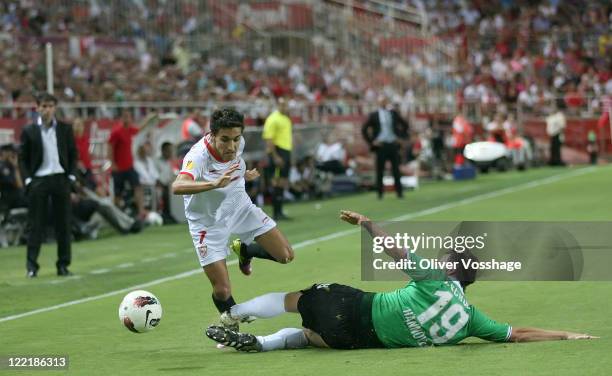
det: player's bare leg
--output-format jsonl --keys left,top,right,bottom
{"left": 203, "top": 260, "right": 238, "bottom": 329}
{"left": 255, "top": 227, "right": 294, "bottom": 263}
{"left": 232, "top": 227, "right": 294, "bottom": 275}
{"left": 283, "top": 291, "right": 301, "bottom": 312}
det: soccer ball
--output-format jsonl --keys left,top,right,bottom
{"left": 145, "top": 211, "right": 164, "bottom": 226}
{"left": 118, "top": 290, "right": 162, "bottom": 333}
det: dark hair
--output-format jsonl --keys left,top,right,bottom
{"left": 0, "top": 144, "right": 16, "bottom": 152}
{"left": 210, "top": 107, "right": 244, "bottom": 134}
{"left": 161, "top": 142, "right": 173, "bottom": 150}
{"left": 35, "top": 92, "right": 58, "bottom": 105}
{"left": 442, "top": 249, "right": 478, "bottom": 291}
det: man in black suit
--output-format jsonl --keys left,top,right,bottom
{"left": 362, "top": 96, "right": 409, "bottom": 199}
{"left": 20, "top": 92, "right": 77, "bottom": 278}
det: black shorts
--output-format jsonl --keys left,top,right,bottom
{"left": 112, "top": 168, "right": 140, "bottom": 195}
{"left": 297, "top": 283, "right": 384, "bottom": 349}
{"left": 266, "top": 147, "right": 291, "bottom": 179}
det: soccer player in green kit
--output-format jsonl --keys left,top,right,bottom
{"left": 206, "top": 210, "right": 598, "bottom": 351}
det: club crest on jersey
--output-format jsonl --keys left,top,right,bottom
{"left": 197, "top": 244, "right": 207, "bottom": 258}
{"left": 185, "top": 160, "right": 194, "bottom": 170}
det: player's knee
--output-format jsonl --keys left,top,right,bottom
{"left": 277, "top": 246, "right": 294, "bottom": 264}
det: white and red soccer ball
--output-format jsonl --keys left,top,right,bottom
{"left": 118, "top": 290, "right": 162, "bottom": 333}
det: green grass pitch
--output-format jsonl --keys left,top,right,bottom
{"left": 1, "top": 165, "right": 611, "bottom": 375}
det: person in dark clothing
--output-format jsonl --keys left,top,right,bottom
{"left": 19, "top": 92, "right": 78, "bottom": 278}
{"left": 0, "top": 144, "right": 26, "bottom": 214}
{"left": 546, "top": 99, "right": 567, "bottom": 167}
{"left": 362, "top": 96, "right": 409, "bottom": 199}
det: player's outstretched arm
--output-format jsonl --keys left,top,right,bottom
{"left": 172, "top": 164, "right": 240, "bottom": 195}
{"left": 509, "top": 327, "right": 599, "bottom": 342}
{"left": 340, "top": 210, "right": 407, "bottom": 262}
{"left": 137, "top": 111, "right": 159, "bottom": 130}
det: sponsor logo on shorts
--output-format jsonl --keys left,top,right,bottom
{"left": 185, "top": 161, "right": 194, "bottom": 170}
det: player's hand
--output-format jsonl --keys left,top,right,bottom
{"left": 245, "top": 168, "right": 260, "bottom": 182}
{"left": 213, "top": 164, "right": 240, "bottom": 188}
{"left": 566, "top": 332, "right": 599, "bottom": 340}
{"left": 340, "top": 210, "right": 370, "bottom": 226}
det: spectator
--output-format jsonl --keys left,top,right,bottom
{"left": 71, "top": 181, "right": 141, "bottom": 239}
{"left": 176, "top": 111, "right": 205, "bottom": 160}
{"left": 288, "top": 157, "right": 316, "bottom": 201}
{"left": 134, "top": 142, "right": 159, "bottom": 187}
{"left": 107, "top": 110, "right": 157, "bottom": 218}
{"left": 133, "top": 141, "right": 159, "bottom": 214}
{"left": 451, "top": 114, "right": 474, "bottom": 166}
{"left": 486, "top": 113, "right": 506, "bottom": 143}
{"left": 546, "top": 99, "right": 567, "bottom": 166}
{"left": 181, "top": 109, "right": 204, "bottom": 141}
{"left": 19, "top": 92, "right": 77, "bottom": 278}
{"left": 155, "top": 142, "right": 178, "bottom": 224}
{"left": 586, "top": 130, "right": 598, "bottom": 165}
{"left": 315, "top": 133, "right": 347, "bottom": 175}
{"left": 0, "top": 144, "right": 26, "bottom": 215}
{"left": 72, "top": 117, "right": 96, "bottom": 190}
{"left": 361, "top": 96, "right": 409, "bottom": 199}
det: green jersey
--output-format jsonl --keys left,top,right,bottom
{"left": 371, "top": 253, "right": 511, "bottom": 348}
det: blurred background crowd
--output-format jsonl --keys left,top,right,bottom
{"left": 0, "top": 0, "right": 610, "bottom": 247}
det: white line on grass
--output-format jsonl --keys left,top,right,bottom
{"left": 90, "top": 268, "right": 111, "bottom": 275}
{"left": 0, "top": 166, "right": 598, "bottom": 323}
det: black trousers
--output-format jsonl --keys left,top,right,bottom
{"left": 26, "top": 174, "right": 72, "bottom": 272}
{"left": 549, "top": 134, "right": 563, "bottom": 166}
{"left": 375, "top": 142, "right": 403, "bottom": 198}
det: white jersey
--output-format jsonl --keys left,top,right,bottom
{"left": 179, "top": 133, "right": 277, "bottom": 267}
{"left": 179, "top": 133, "right": 249, "bottom": 226}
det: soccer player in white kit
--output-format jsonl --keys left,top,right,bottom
{"left": 172, "top": 108, "right": 294, "bottom": 319}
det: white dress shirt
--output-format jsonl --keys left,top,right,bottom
{"left": 134, "top": 156, "right": 160, "bottom": 186}
{"left": 35, "top": 117, "right": 65, "bottom": 177}
{"left": 375, "top": 109, "right": 397, "bottom": 143}
{"left": 546, "top": 112, "right": 566, "bottom": 136}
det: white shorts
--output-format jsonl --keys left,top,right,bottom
{"left": 188, "top": 204, "right": 276, "bottom": 267}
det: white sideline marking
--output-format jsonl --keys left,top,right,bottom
{"left": 90, "top": 268, "right": 111, "bottom": 275}
{"left": 0, "top": 167, "right": 599, "bottom": 323}
{"left": 48, "top": 276, "right": 82, "bottom": 285}
{"left": 394, "top": 166, "right": 597, "bottom": 221}
{"left": 116, "top": 262, "right": 135, "bottom": 269}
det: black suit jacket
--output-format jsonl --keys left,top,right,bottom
{"left": 19, "top": 119, "right": 78, "bottom": 182}
{"left": 361, "top": 109, "right": 409, "bottom": 151}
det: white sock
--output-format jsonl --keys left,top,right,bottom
{"left": 257, "top": 328, "right": 309, "bottom": 351}
{"left": 230, "top": 292, "right": 287, "bottom": 319}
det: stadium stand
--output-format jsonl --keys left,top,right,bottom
{"left": 0, "top": 0, "right": 610, "bottom": 236}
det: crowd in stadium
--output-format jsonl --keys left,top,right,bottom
{"left": 0, "top": 0, "right": 610, "bottom": 248}
{"left": 0, "top": 0, "right": 610, "bottom": 111}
